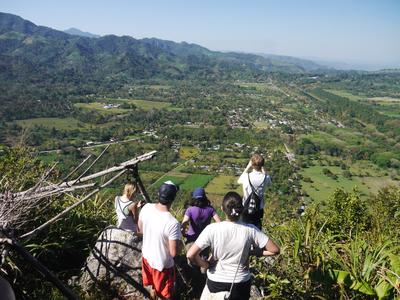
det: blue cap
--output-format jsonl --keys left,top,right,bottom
{"left": 192, "top": 187, "right": 206, "bottom": 200}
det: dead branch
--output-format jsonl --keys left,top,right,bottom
{"left": 20, "top": 169, "right": 126, "bottom": 239}
{"left": 59, "top": 154, "right": 92, "bottom": 184}
{"left": 0, "top": 150, "right": 156, "bottom": 232}
{"left": 68, "top": 145, "right": 110, "bottom": 186}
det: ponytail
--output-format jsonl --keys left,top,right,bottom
{"left": 222, "top": 192, "right": 243, "bottom": 221}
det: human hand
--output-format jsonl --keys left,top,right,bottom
{"left": 137, "top": 200, "right": 146, "bottom": 208}
{"left": 207, "top": 255, "right": 218, "bottom": 268}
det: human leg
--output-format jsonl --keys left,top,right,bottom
{"left": 142, "top": 257, "right": 175, "bottom": 299}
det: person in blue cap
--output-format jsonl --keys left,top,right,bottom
{"left": 182, "top": 187, "right": 221, "bottom": 246}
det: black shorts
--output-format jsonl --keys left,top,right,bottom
{"left": 241, "top": 209, "right": 264, "bottom": 230}
{"left": 207, "top": 278, "right": 251, "bottom": 300}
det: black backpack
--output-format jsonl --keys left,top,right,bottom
{"left": 243, "top": 173, "right": 263, "bottom": 215}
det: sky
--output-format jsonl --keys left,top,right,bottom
{"left": 1, "top": 0, "right": 400, "bottom": 69}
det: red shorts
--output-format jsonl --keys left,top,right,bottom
{"left": 142, "top": 257, "right": 175, "bottom": 299}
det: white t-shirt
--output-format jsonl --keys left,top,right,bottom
{"left": 238, "top": 170, "right": 271, "bottom": 209}
{"left": 115, "top": 196, "right": 137, "bottom": 233}
{"left": 195, "top": 221, "right": 269, "bottom": 283}
{"left": 139, "top": 203, "right": 181, "bottom": 271}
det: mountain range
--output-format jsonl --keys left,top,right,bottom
{"left": 0, "top": 12, "right": 332, "bottom": 88}
{"left": 64, "top": 27, "right": 100, "bottom": 38}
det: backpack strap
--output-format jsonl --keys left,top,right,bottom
{"left": 117, "top": 196, "right": 132, "bottom": 217}
{"left": 247, "top": 173, "right": 258, "bottom": 195}
{"left": 243, "top": 173, "right": 258, "bottom": 209}
{"left": 224, "top": 240, "right": 249, "bottom": 300}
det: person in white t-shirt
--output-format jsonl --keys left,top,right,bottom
{"left": 114, "top": 183, "right": 143, "bottom": 233}
{"left": 187, "top": 192, "right": 279, "bottom": 300}
{"left": 138, "top": 181, "right": 182, "bottom": 300}
{"left": 238, "top": 154, "right": 271, "bottom": 229}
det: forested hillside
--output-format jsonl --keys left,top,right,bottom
{"left": 0, "top": 12, "right": 330, "bottom": 121}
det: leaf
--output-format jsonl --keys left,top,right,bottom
{"left": 351, "top": 280, "right": 375, "bottom": 295}
{"left": 375, "top": 279, "right": 391, "bottom": 299}
{"left": 305, "top": 219, "right": 311, "bottom": 246}
{"left": 331, "top": 269, "right": 352, "bottom": 286}
{"left": 389, "top": 254, "right": 400, "bottom": 274}
{"left": 293, "top": 238, "right": 300, "bottom": 261}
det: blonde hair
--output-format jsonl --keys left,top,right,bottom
{"left": 123, "top": 183, "right": 137, "bottom": 199}
{"left": 251, "top": 154, "right": 264, "bottom": 171}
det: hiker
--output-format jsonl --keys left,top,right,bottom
{"left": 238, "top": 154, "right": 271, "bottom": 229}
{"left": 297, "top": 203, "right": 306, "bottom": 216}
{"left": 187, "top": 192, "right": 280, "bottom": 300}
{"left": 182, "top": 187, "right": 221, "bottom": 285}
{"left": 114, "top": 183, "right": 143, "bottom": 233}
{"left": 138, "top": 181, "right": 182, "bottom": 300}
{"left": 181, "top": 187, "right": 221, "bottom": 246}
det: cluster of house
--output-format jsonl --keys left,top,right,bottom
{"left": 227, "top": 108, "right": 251, "bottom": 129}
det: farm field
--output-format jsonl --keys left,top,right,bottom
{"left": 367, "top": 96, "right": 400, "bottom": 102}
{"left": 74, "top": 102, "right": 128, "bottom": 114}
{"left": 74, "top": 98, "right": 174, "bottom": 113}
{"left": 14, "top": 117, "right": 85, "bottom": 130}
{"left": 179, "top": 147, "right": 200, "bottom": 159}
{"left": 325, "top": 89, "right": 364, "bottom": 101}
{"left": 300, "top": 165, "right": 399, "bottom": 202}
{"left": 205, "top": 175, "right": 241, "bottom": 195}
{"left": 152, "top": 172, "right": 213, "bottom": 192}
{"left": 120, "top": 99, "right": 172, "bottom": 110}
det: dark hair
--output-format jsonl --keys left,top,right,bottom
{"left": 222, "top": 192, "right": 243, "bottom": 221}
{"left": 190, "top": 196, "right": 210, "bottom": 208}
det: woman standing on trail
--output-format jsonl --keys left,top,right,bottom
{"left": 181, "top": 187, "right": 221, "bottom": 247}
{"left": 115, "top": 183, "right": 143, "bottom": 233}
{"left": 187, "top": 192, "right": 279, "bottom": 300}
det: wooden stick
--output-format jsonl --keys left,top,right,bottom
{"left": 69, "top": 145, "right": 110, "bottom": 186}
{"left": 20, "top": 170, "right": 127, "bottom": 239}
{"left": 59, "top": 155, "right": 92, "bottom": 184}
{"left": 21, "top": 162, "right": 58, "bottom": 196}
{"left": 128, "top": 166, "right": 151, "bottom": 203}
{"left": 10, "top": 183, "right": 96, "bottom": 205}
{"left": 12, "top": 151, "right": 157, "bottom": 198}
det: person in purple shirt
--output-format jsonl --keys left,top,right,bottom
{"left": 182, "top": 188, "right": 221, "bottom": 245}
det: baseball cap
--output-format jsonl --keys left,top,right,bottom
{"left": 158, "top": 181, "right": 179, "bottom": 204}
{"left": 192, "top": 187, "right": 206, "bottom": 200}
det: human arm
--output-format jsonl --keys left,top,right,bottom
{"left": 262, "top": 239, "right": 280, "bottom": 256}
{"left": 168, "top": 239, "right": 182, "bottom": 258}
{"left": 238, "top": 160, "right": 252, "bottom": 184}
{"left": 128, "top": 202, "right": 139, "bottom": 224}
{"left": 137, "top": 219, "right": 143, "bottom": 235}
{"left": 251, "top": 227, "right": 279, "bottom": 257}
{"left": 212, "top": 213, "right": 221, "bottom": 223}
{"left": 167, "top": 221, "right": 182, "bottom": 257}
{"left": 181, "top": 214, "right": 190, "bottom": 235}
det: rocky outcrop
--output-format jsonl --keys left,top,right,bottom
{"left": 79, "top": 226, "right": 149, "bottom": 299}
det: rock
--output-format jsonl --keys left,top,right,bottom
{"left": 0, "top": 276, "right": 16, "bottom": 300}
{"left": 79, "top": 226, "right": 150, "bottom": 299}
